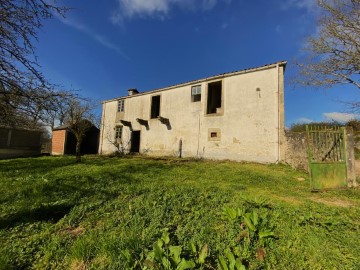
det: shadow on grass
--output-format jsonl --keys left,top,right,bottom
{"left": 0, "top": 156, "right": 76, "bottom": 174}
{"left": 0, "top": 203, "right": 73, "bottom": 229}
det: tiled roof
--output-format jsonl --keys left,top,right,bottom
{"left": 103, "top": 60, "right": 287, "bottom": 103}
{"left": 52, "top": 124, "right": 70, "bottom": 131}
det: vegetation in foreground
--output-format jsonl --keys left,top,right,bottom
{"left": 0, "top": 156, "right": 359, "bottom": 269}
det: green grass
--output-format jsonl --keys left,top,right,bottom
{"left": 0, "top": 156, "right": 359, "bottom": 269}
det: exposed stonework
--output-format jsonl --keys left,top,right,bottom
{"left": 285, "top": 131, "right": 309, "bottom": 172}
{"left": 285, "top": 128, "right": 358, "bottom": 187}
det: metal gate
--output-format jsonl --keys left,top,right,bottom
{"left": 306, "top": 125, "right": 347, "bottom": 190}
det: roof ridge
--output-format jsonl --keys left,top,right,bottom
{"left": 103, "top": 60, "right": 287, "bottom": 103}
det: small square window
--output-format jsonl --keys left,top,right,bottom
{"left": 191, "top": 85, "right": 201, "bottom": 102}
{"left": 115, "top": 126, "right": 123, "bottom": 140}
{"left": 117, "top": 100, "right": 125, "bottom": 112}
{"left": 208, "top": 128, "right": 221, "bottom": 141}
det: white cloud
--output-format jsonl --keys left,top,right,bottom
{"left": 56, "top": 15, "right": 128, "bottom": 59}
{"left": 111, "top": 0, "right": 232, "bottom": 23}
{"left": 323, "top": 112, "right": 359, "bottom": 123}
{"left": 295, "top": 117, "right": 314, "bottom": 124}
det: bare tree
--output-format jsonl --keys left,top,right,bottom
{"left": 0, "top": 0, "right": 70, "bottom": 126}
{"left": 296, "top": 0, "right": 360, "bottom": 90}
{"left": 105, "top": 125, "right": 131, "bottom": 156}
{"left": 64, "top": 98, "right": 97, "bottom": 162}
{"left": 0, "top": 80, "right": 74, "bottom": 129}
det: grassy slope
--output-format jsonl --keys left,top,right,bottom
{"left": 0, "top": 156, "right": 359, "bottom": 269}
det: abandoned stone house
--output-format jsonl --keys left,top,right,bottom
{"left": 99, "top": 61, "right": 286, "bottom": 163}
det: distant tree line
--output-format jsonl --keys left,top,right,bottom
{"left": 288, "top": 119, "right": 360, "bottom": 132}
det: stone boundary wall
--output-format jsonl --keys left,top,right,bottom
{"left": 285, "top": 127, "right": 357, "bottom": 187}
{"left": 284, "top": 131, "right": 309, "bottom": 172}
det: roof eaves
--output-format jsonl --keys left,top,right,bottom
{"left": 102, "top": 60, "right": 287, "bottom": 104}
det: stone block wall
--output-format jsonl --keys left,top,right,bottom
{"left": 285, "top": 131, "right": 309, "bottom": 172}
{"left": 285, "top": 128, "right": 357, "bottom": 187}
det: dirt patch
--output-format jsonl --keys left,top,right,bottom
{"left": 70, "top": 260, "right": 87, "bottom": 270}
{"left": 61, "top": 226, "right": 85, "bottom": 238}
{"left": 311, "top": 197, "right": 354, "bottom": 208}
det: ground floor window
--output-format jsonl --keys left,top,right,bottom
{"left": 115, "top": 126, "right": 123, "bottom": 140}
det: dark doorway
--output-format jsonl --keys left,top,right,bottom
{"left": 131, "top": 131, "right": 141, "bottom": 153}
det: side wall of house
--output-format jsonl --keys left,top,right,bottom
{"left": 51, "top": 130, "right": 66, "bottom": 155}
{"left": 99, "top": 65, "right": 284, "bottom": 163}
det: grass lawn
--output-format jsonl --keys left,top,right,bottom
{"left": 0, "top": 156, "right": 359, "bottom": 269}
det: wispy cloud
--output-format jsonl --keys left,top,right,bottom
{"left": 221, "top": 22, "right": 229, "bottom": 29}
{"left": 323, "top": 112, "right": 359, "bottom": 123}
{"left": 111, "top": 0, "right": 232, "bottom": 23}
{"left": 281, "top": 0, "right": 318, "bottom": 13}
{"left": 56, "top": 15, "right": 128, "bottom": 59}
{"left": 275, "top": 25, "right": 281, "bottom": 34}
{"left": 295, "top": 117, "right": 314, "bottom": 124}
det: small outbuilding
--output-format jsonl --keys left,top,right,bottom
{"left": 51, "top": 124, "right": 100, "bottom": 155}
{"left": 0, "top": 126, "right": 42, "bottom": 158}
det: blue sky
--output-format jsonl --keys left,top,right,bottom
{"left": 36, "top": 0, "right": 359, "bottom": 127}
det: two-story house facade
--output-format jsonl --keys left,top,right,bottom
{"left": 99, "top": 61, "right": 286, "bottom": 163}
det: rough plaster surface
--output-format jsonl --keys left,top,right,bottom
{"left": 99, "top": 64, "right": 285, "bottom": 163}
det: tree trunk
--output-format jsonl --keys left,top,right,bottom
{"left": 75, "top": 138, "right": 82, "bottom": 163}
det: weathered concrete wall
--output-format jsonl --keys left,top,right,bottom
{"left": 285, "top": 128, "right": 358, "bottom": 187}
{"left": 51, "top": 130, "right": 66, "bottom": 155}
{"left": 0, "top": 127, "right": 41, "bottom": 159}
{"left": 99, "top": 63, "right": 286, "bottom": 163}
{"left": 285, "top": 131, "right": 309, "bottom": 172}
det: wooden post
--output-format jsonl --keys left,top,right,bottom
{"left": 345, "top": 126, "right": 358, "bottom": 187}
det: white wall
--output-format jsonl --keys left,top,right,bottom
{"left": 99, "top": 63, "right": 285, "bottom": 163}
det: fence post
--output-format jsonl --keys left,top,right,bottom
{"left": 345, "top": 126, "right": 358, "bottom": 187}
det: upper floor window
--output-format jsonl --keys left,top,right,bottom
{"left": 206, "top": 81, "right": 222, "bottom": 114}
{"left": 151, "top": 95, "right": 161, "bottom": 119}
{"left": 117, "top": 99, "right": 125, "bottom": 112}
{"left": 191, "top": 85, "right": 201, "bottom": 102}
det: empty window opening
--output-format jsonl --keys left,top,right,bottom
{"left": 117, "top": 100, "right": 125, "bottom": 112}
{"left": 115, "top": 126, "right": 123, "bottom": 140}
{"left": 151, "top": 95, "right": 161, "bottom": 119}
{"left": 210, "top": 132, "right": 218, "bottom": 138}
{"left": 191, "top": 85, "right": 201, "bottom": 102}
{"left": 207, "top": 81, "right": 222, "bottom": 114}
